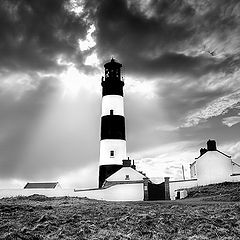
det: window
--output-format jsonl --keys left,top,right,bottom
{"left": 116, "top": 69, "right": 119, "bottom": 78}
{"left": 105, "top": 69, "right": 109, "bottom": 78}
{"left": 125, "top": 175, "right": 130, "bottom": 180}
{"left": 110, "top": 150, "right": 114, "bottom": 157}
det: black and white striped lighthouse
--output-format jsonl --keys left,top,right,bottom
{"left": 99, "top": 58, "right": 126, "bottom": 188}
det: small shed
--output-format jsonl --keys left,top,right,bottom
{"left": 24, "top": 182, "right": 61, "bottom": 189}
{"left": 175, "top": 188, "right": 188, "bottom": 200}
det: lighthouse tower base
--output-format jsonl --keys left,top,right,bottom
{"left": 99, "top": 165, "right": 122, "bottom": 188}
{"left": 99, "top": 139, "right": 126, "bottom": 188}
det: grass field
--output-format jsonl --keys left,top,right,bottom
{"left": 186, "top": 182, "right": 240, "bottom": 202}
{"left": 1, "top": 192, "right": 240, "bottom": 240}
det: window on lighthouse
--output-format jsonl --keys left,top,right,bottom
{"left": 105, "top": 69, "right": 109, "bottom": 78}
{"left": 110, "top": 150, "right": 114, "bottom": 157}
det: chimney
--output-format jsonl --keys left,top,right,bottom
{"left": 200, "top": 148, "right": 207, "bottom": 156}
{"left": 131, "top": 159, "right": 136, "bottom": 170}
{"left": 207, "top": 139, "right": 217, "bottom": 151}
{"left": 122, "top": 158, "right": 131, "bottom": 167}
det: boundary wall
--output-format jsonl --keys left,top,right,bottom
{"left": 0, "top": 183, "right": 144, "bottom": 201}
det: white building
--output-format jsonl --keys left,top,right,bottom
{"left": 190, "top": 140, "right": 240, "bottom": 185}
{"left": 169, "top": 140, "right": 240, "bottom": 200}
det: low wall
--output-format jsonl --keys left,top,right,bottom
{"left": 230, "top": 175, "right": 240, "bottom": 182}
{"left": 169, "top": 179, "right": 198, "bottom": 200}
{"left": 0, "top": 183, "right": 144, "bottom": 201}
{"left": 75, "top": 183, "right": 144, "bottom": 201}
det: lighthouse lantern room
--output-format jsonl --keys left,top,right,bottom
{"left": 99, "top": 58, "right": 127, "bottom": 188}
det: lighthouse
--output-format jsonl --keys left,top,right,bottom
{"left": 99, "top": 58, "right": 126, "bottom": 188}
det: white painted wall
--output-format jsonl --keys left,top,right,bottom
{"left": 0, "top": 183, "right": 144, "bottom": 201}
{"left": 106, "top": 167, "right": 145, "bottom": 181}
{"left": 169, "top": 180, "right": 198, "bottom": 200}
{"left": 102, "top": 95, "right": 124, "bottom": 117}
{"left": 196, "top": 151, "right": 233, "bottom": 186}
{"left": 99, "top": 139, "right": 126, "bottom": 165}
{"left": 102, "top": 183, "right": 143, "bottom": 201}
{"left": 75, "top": 184, "right": 144, "bottom": 201}
{"left": 230, "top": 175, "right": 240, "bottom": 182}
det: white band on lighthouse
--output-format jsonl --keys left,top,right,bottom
{"left": 101, "top": 95, "right": 124, "bottom": 117}
{"left": 99, "top": 139, "right": 126, "bottom": 165}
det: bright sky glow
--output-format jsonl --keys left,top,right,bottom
{"left": 78, "top": 25, "right": 96, "bottom": 51}
{"left": 125, "top": 77, "right": 157, "bottom": 99}
{"left": 85, "top": 52, "right": 100, "bottom": 66}
{"left": 59, "top": 163, "right": 98, "bottom": 188}
{"left": 132, "top": 141, "right": 198, "bottom": 182}
{"left": 0, "top": 178, "right": 26, "bottom": 189}
{"left": 0, "top": 73, "right": 36, "bottom": 100}
{"left": 222, "top": 115, "right": 240, "bottom": 127}
{"left": 60, "top": 65, "right": 100, "bottom": 98}
{"left": 67, "top": 0, "right": 84, "bottom": 16}
{"left": 183, "top": 90, "right": 240, "bottom": 127}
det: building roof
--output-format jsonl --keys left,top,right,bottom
{"left": 104, "top": 58, "right": 122, "bottom": 68}
{"left": 169, "top": 179, "right": 197, "bottom": 183}
{"left": 195, "top": 150, "right": 231, "bottom": 159}
{"left": 190, "top": 161, "right": 196, "bottom": 166}
{"left": 24, "top": 182, "right": 59, "bottom": 189}
{"left": 195, "top": 140, "right": 231, "bottom": 159}
{"left": 106, "top": 167, "right": 146, "bottom": 182}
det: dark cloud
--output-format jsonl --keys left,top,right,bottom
{"left": 91, "top": 0, "right": 240, "bottom": 77}
{"left": 158, "top": 78, "right": 232, "bottom": 124}
{"left": 1, "top": 0, "right": 239, "bottom": 76}
{"left": 121, "top": 53, "right": 216, "bottom": 78}
{"left": 0, "top": 0, "right": 88, "bottom": 72}
{"left": 95, "top": 0, "right": 195, "bottom": 75}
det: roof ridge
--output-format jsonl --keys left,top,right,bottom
{"left": 216, "top": 150, "right": 231, "bottom": 158}
{"left": 24, "top": 182, "right": 59, "bottom": 189}
{"left": 195, "top": 150, "right": 231, "bottom": 159}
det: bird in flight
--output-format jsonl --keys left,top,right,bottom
{"left": 202, "top": 44, "right": 216, "bottom": 57}
{"left": 207, "top": 50, "right": 215, "bottom": 56}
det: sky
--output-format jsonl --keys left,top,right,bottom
{"left": 0, "top": 0, "right": 240, "bottom": 188}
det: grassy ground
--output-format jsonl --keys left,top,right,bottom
{"left": 0, "top": 194, "right": 240, "bottom": 240}
{"left": 186, "top": 182, "right": 240, "bottom": 201}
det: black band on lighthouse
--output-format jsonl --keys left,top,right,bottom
{"left": 101, "top": 115, "right": 126, "bottom": 140}
{"left": 99, "top": 164, "right": 123, "bottom": 188}
{"left": 102, "top": 80, "right": 124, "bottom": 96}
